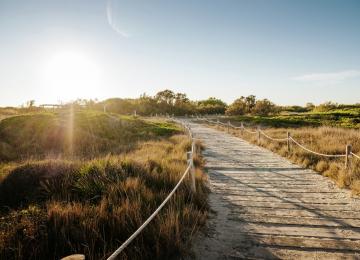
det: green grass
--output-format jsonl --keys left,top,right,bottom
{"left": 0, "top": 110, "right": 180, "bottom": 161}
{"left": 230, "top": 108, "right": 360, "bottom": 128}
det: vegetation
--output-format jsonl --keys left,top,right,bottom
{"left": 96, "top": 91, "right": 360, "bottom": 129}
{"left": 0, "top": 110, "right": 209, "bottom": 259}
{"left": 0, "top": 110, "right": 180, "bottom": 162}
{"left": 196, "top": 97, "right": 227, "bottom": 115}
{"left": 0, "top": 107, "right": 19, "bottom": 121}
{"left": 3, "top": 90, "right": 360, "bottom": 129}
{"left": 229, "top": 107, "right": 360, "bottom": 128}
{"left": 1, "top": 89, "right": 359, "bottom": 259}
{"left": 100, "top": 90, "right": 228, "bottom": 116}
{"left": 100, "top": 95, "right": 360, "bottom": 129}
{"left": 212, "top": 122, "right": 360, "bottom": 194}
{"left": 225, "top": 95, "right": 276, "bottom": 116}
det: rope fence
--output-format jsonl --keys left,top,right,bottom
{"left": 351, "top": 152, "right": 360, "bottom": 160}
{"left": 106, "top": 120, "right": 197, "bottom": 260}
{"left": 259, "top": 129, "right": 288, "bottom": 141}
{"left": 199, "top": 117, "right": 359, "bottom": 169}
{"left": 243, "top": 128, "right": 258, "bottom": 134}
{"left": 107, "top": 166, "right": 191, "bottom": 260}
{"left": 289, "top": 136, "right": 346, "bottom": 158}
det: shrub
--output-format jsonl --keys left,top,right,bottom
{"left": 0, "top": 160, "right": 77, "bottom": 208}
{"left": 0, "top": 135, "right": 209, "bottom": 259}
{"left": 252, "top": 99, "right": 277, "bottom": 116}
{"left": 225, "top": 97, "right": 248, "bottom": 115}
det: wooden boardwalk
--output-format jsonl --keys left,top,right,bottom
{"left": 190, "top": 122, "right": 360, "bottom": 259}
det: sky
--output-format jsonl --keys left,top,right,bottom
{"left": 0, "top": 0, "right": 359, "bottom": 106}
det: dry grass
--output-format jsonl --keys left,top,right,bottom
{"left": 212, "top": 123, "right": 360, "bottom": 195}
{"left": 0, "top": 134, "right": 209, "bottom": 259}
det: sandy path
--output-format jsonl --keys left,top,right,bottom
{"left": 190, "top": 122, "right": 360, "bottom": 259}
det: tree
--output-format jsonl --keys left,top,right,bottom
{"left": 245, "top": 95, "right": 256, "bottom": 113}
{"left": 225, "top": 97, "right": 248, "bottom": 115}
{"left": 173, "top": 92, "right": 195, "bottom": 115}
{"left": 26, "top": 100, "right": 35, "bottom": 108}
{"left": 314, "top": 101, "right": 338, "bottom": 112}
{"left": 155, "top": 89, "right": 176, "bottom": 105}
{"left": 252, "top": 99, "right": 276, "bottom": 116}
{"left": 174, "top": 93, "right": 189, "bottom": 104}
{"left": 306, "top": 102, "right": 315, "bottom": 111}
{"left": 197, "top": 97, "right": 227, "bottom": 114}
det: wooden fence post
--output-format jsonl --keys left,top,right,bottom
{"left": 257, "top": 126, "right": 261, "bottom": 144}
{"left": 345, "top": 144, "right": 352, "bottom": 169}
{"left": 287, "top": 132, "right": 291, "bottom": 153}
{"left": 241, "top": 122, "right": 244, "bottom": 135}
{"left": 227, "top": 121, "right": 230, "bottom": 133}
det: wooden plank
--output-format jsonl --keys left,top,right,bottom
{"left": 191, "top": 122, "right": 360, "bottom": 259}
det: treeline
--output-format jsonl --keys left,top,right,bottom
{"left": 99, "top": 91, "right": 360, "bottom": 116}
{"left": 99, "top": 90, "right": 227, "bottom": 116}
{"left": 16, "top": 89, "right": 360, "bottom": 116}
{"left": 98, "top": 90, "right": 277, "bottom": 116}
{"left": 225, "top": 95, "right": 276, "bottom": 116}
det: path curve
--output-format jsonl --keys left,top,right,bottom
{"left": 190, "top": 122, "right": 360, "bottom": 259}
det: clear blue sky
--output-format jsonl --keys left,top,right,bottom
{"left": 0, "top": 0, "right": 359, "bottom": 106}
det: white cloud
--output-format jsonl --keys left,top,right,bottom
{"left": 293, "top": 70, "right": 360, "bottom": 82}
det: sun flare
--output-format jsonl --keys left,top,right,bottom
{"left": 42, "top": 50, "right": 102, "bottom": 102}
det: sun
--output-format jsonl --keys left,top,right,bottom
{"left": 42, "top": 50, "right": 102, "bottom": 102}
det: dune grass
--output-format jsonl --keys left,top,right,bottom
{"left": 211, "top": 122, "right": 360, "bottom": 195}
{"left": 0, "top": 110, "right": 180, "bottom": 162}
{"left": 0, "top": 111, "right": 208, "bottom": 259}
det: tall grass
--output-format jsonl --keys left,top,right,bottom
{"left": 0, "top": 112, "right": 208, "bottom": 259}
{"left": 213, "top": 123, "right": 360, "bottom": 194}
{"left": 0, "top": 134, "right": 208, "bottom": 259}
